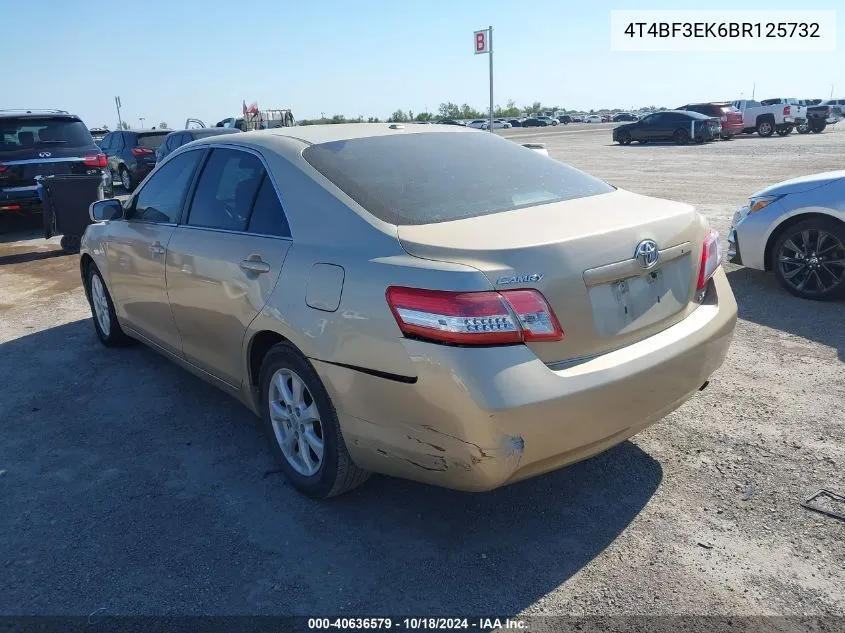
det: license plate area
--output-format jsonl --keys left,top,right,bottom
{"left": 588, "top": 255, "right": 690, "bottom": 338}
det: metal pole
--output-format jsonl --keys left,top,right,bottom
{"left": 115, "top": 96, "right": 123, "bottom": 131}
{"left": 488, "top": 26, "right": 494, "bottom": 132}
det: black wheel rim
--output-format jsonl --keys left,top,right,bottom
{"left": 779, "top": 228, "right": 845, "bottom": 295}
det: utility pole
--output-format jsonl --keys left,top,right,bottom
{"left": 114, "top": 96, "right": 123, "bottom": 130}
{"left": 831, "top": 84, "right": 835, "bottom": 99}
{"left": 752, "top": 82, "right": 756, "bottom": 99}
{"left": 488, "top": 26, "right": 494, "bottom": 132}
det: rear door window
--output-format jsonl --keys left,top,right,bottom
{"left": 302, "top": 131, "right": 613, "bottom": 226}
{"left": 187, "top": 148, "right": 264, "bottom": 231}
{"left": 247, "top": 175, "right": 291, "bottom": 237}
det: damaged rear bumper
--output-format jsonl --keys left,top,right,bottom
{"left": 313, "top": 270, "right": 737, "bottom": 492}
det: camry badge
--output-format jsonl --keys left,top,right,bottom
{"left": 496, "top": 273, "right": 544, "bottom": 285}
{"left": 634, "top": 239, "right": 660, "bottom": 269}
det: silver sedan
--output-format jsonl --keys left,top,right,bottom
{"left": 729, "top": 171, "right": 845, "bottom": 300}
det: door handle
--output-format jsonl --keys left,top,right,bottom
{"left": 240, "top": 258, "right": 270, "bottom": 274}
{"left": 149, "top": 241, "right": 165, "bottom": 256}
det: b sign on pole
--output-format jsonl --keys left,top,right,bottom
{"left": 474, "top": 29, "right": 489, "bottom": 54}
{"left": 473, "top": 27, "right": 494, "bottom": 132}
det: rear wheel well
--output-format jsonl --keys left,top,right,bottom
{"left": 756, "top": 113, "right": 775, "bottom": 125}
{"left": 248, "top": 330, "right": 289, "bottom": 388}
{"left": 764, "top": 213, "right": 845, "bottom": 271}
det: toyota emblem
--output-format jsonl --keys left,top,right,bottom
{"left": 634, "top": 239, "right": 660, "bottom": 269}
{"left": 38, "top": 151, "right": 52, "bottom": 158}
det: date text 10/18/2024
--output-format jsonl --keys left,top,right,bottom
{"left": 308, "top": 618, "right": 526, "bottom": 630}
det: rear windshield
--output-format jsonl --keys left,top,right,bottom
{"left": 0, "top": 117, "right": 94, "bottom": 151}
{"left": 302, "top": 132, "right": 614, "bottom": 225}
{"left": 137, "top": 132, "right": 168, "bottom": 149}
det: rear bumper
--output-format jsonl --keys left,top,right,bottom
{"left": 0, "top": 186, "right": 41, "bottom": 214}
{"left": 720, "top": 122, "right": 744, "bottom": 136}
{"left": 316, "top": 270, "right": 737, "bottom": 491}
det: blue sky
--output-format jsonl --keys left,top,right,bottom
{"left": 6, "top": 0, "right": 842, "bottom": 128}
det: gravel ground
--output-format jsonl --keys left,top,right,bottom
{"left": 0, "top": 124, "right": 843, "bottom": 618}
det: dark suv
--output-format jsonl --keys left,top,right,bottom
{"left": 0, "top": 109, "right": 111, "bottom": 217}
{"left": 99, "top": 129, "right": 170, "bottom": 191}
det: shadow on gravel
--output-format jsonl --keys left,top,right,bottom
{"left": 0, "top": 319, "right": 662, "bottom": 615}
{"left": 0, "top": 249, "right": 69, "bottom": 266}
{"left": 726, "top": 266, "right": 845, "bottom": 361}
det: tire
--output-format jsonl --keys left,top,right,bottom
{"left": 616, "top": 130, "right": 632, "bottom": 145}
{"left": 776, "top": 126, "right": 792, "bottom": 137}
{"left": 756, "top": 119, "right": 774, "bottom": 137}
{"left": 119, "top": 166, "right": 134, "bottom": 192}
{"left": 673, "top": 128, "right": 690, "bottom": 145}
{"left": 259, "top": 342, "right": 370, "bottom": 498}
{"left": 771, "top": 218, "right": 845, "bottom": 301}
{"left": 796, "top": 121, "right": 810, "bottom": 134}
{"left": 810, "top": 121, "right": 826, "bottom": 134}
{"left": 85, "top": 264, "right": 133, "bottom": 346}
{"left": 60, "top": 235, "right": 81, "bottom": 253}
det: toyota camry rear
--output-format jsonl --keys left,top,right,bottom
{"left": 296, "top": 127, "right": 737, "bottom": 492}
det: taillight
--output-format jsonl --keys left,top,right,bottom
{"left": 385, "top": 286, "right": 563, "bottom": 346}
{"left": 696, "top": 229, "right": 723, "bottom": 292}
{"left": 83, "top": 153, "right": 107, "bottom": 168}
{"left": 131, "top": 147, "right": 154, "bottom": 156}
{"left": 783, "top": 106, "right": 791, "bottom": 116}
{"left": 0, "top": 164, "right": 7, "bottom": 173}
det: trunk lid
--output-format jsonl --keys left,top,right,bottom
{"left": 397, "top": 189, "right": 707, "bottom": 364}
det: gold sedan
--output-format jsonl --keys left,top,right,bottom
{"left": 81, "top": 124, "right": 737, "bottom": 498}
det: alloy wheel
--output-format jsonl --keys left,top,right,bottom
{"left": 268, "top": 368, "right": 324, "bottom": 476}
{"left": 778, "top": 228, "right": 845, "bottom": 296}
{"left": 120, "top": 169, "right": 131, "bottom": 190}
{"left": 91, "top": 274, "right": 111, "bottom": 336}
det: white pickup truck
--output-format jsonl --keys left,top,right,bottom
{"left": 731, "top": 98, "right": 806, "bottom": 137}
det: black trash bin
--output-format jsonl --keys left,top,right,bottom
{"left": 36, "top": 174, "right": 105, "bottom": 253}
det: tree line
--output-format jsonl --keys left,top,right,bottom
{"left": 297, "top": 101, "right": 668, "bottom": 125}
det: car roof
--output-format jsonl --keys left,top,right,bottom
{"left": 655, "top": 109, "right": 710, "bottom": 119}
{"left": 177, "top": 123, "right": 481, "bottom": 161}
{"left": 168, "top": 127, "right": 240, "bottom": 138}
{"left": 0, "top": 109, "right": 75, "bottom": 120}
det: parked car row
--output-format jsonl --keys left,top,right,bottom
{"left": 614, "top": 97, "right": 841, "bottom": 146}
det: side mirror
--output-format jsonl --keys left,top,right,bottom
{"left": 90, "top": 198, "right": 124, "bottom": 223}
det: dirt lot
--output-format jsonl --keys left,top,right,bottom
{"left": 1, "top": 125, "right": 843, "bottom": 617}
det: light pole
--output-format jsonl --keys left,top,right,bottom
{"left": 139, "top": 117, "right": 145, "bottom": 128}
